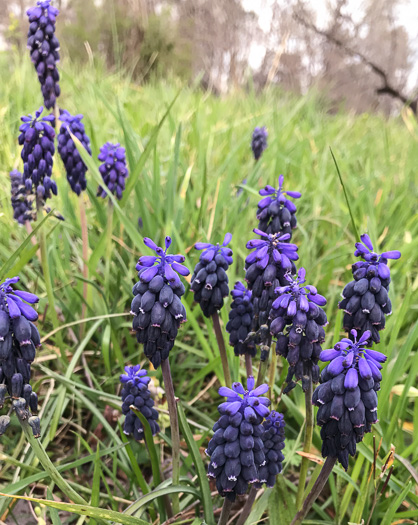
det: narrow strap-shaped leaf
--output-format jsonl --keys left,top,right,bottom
{"left": 178, "top": 403, "right": 215, "bottom": 525}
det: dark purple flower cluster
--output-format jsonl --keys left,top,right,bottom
{"left": 206, "top": 378, "right": 270, "bottom": 501}
{"left": 120, "top": 365, "right": 160, "bottom": 440}
{"left": 251, "top": 127, "right": 268, "bottom": 161}
{"left": 270, "top": 268, "right": 327, "bottom": 393}
{"left": 0, "top": 277, "right": 41, "bottom": 437}
{"left": 255, "top": 411, "right": 285, "bottom": 488}
{"left": 26, "top": 1, "right": 60, "bottom": 109}
{"left": 245, "top": 229, "right": 298, "bottom": 355}
{"left": 97, "top": 142, "right": 129, "bottom": 200}
{"left": 339, "top": 234, "right": 401, "bottom": 344}
{"left": 313, "top": 330, "right": 386, "bottom": 470}
{"left": 10, "top": 171, "right": 35, "bottom": 225}
{"left": 19, "top": 107, "right": 57, "bottom": 203}
{"left": 131, "top": 237, "right": 189, "bottom": 368}
{"left": 58, "top": 110, "right": 92, "bottom": 195}
{"left": 257, "top": 175, "right": 301, "bottom": 237}
{"left": 226, "top": 282, "right": 255, "bottom": 357}
{"left": 191, "top": 234, "right": 233, "bottom": 317}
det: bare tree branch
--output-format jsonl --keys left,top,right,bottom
{"left": 293, "top": 9, "right": 418, "bottom": 114}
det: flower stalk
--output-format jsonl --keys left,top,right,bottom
{"left": 213, "top": 312, "right": 232, "bottom": 388}
{"left": 161, "top": 358, "right": 181, "bottom": 515}
{"left": 296, "top": 371, "right": 314, "bottom": 509}
{"left": 290, "top": 456, "right": 336, "bottom": 525}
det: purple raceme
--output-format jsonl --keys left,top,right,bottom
{"left": 190, "top": 234, "right": 232, "bottom": 317}
{"left": 226, "top": 282, "right": 256, "bottom": 357}
{"left": 97, "top": 143, "right": 129, "bottom": 200}
{"left": 245, "top": 229, "right": 298, "bottom": 354}
{"left": 19, "top": 107, "right": 57, "bottom": 204}
{"left": 206, "top": 377, "right": 270, "bottom": 500}
{"left": 257, "top": 175, "right": 301, "bottom": 237}
{"left": 131, "top": 236, "right": 190, "bottom": 368}
{"left": 255, "top": 411, "right": 285, "bottom": 488}
{"left": 120, "top": 365, "right": 160, "bottom": 440}
{"left": 270, "top": 268, "right": 327, "bottom": 393}
{"left": 251, "top": 126, "right": 268, "bottom": 161}
{"left": 339, "top": 234, "right": 401, "bottom": 344}
{"left": 26, "top": 1, "right": 61, "bottom": 110}
{"left": 0, "top": 277, "right": 41, "bottom": 437}
{"left": 10, "top": 171, "right": 35, "bottom": 225}
{"left": 58, "top": 110, "right": 92, "bottom": 195}
{"left": 312, "top": 329, "right": 386, "bottom": 470}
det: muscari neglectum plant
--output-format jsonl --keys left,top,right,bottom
{"left": 5, "top": 16, "right": 406, "bottom": 522}
{"left": 191, "top": 234, "right": 233, "bottom": 386}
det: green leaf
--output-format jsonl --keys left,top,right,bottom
{"left": 178, "top": 404, "right": 215, "bottom": 525}
{"left": 0, "top": 492, "right": 149, "bottom": 525}
{"left": 380, "top": 481, "right": 412, "bottom": 525}
{"left": 0, "top": 209, "right": 54, "bottom": 277}
{"left": 123, "top": 485, "right": 201, "bottom": 517}
{"left": 47, "top": 488, "right": 62, "bottom": 525}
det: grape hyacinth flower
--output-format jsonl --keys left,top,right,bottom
{"left": 251, "top": 126, "right": 268, "bottom": 161}
{"left": 0, "top": 277, "right": 41, "bottom": 437}
{"left": 312, "top": 330, "right": 386, "bottom": 470}
{"left": 10, "top": 171, "right": 35, "bottom": 225}
{"left": 339, "top": 234, "right": 401, "bottom": 344}
{"left": 120, "top": 365, "right": 160, "bottom": 440}
{"left": 26, "top": 1, "right": 61, "bottom": 110}
{"left": 226, "top": 282, "right": 256, "bottom": 357}
{"left": 97, "top": 143, "right": 129, "bottom": 200}
{"left": 270, "top": 268, "right": 327, "bottom": 393}
{"left": 58, "top": 110, "right": 92, "bottom": 195}
{"left": 257, "top": 175, "right": 301, "bottom": 237}
{"left": 245, "top": 229, "right": 298, "bottom": 356}
{"left": 18, "top": 107, "right": 57, "bottom": 204}
{"left": 131, "top": 237, "right": 190, "bottom": 369}
{"left": 206, "top": 377, "right": 270, "bottom": 501}
{"left": 190, "top": 234, "right": 233, "bottom": 317}
{"left": 255, "top": 411, "right": 285, "bottom": 488}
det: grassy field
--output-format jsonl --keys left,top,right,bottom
{"left": 0, "top": 52, "right": 417, "bottom": 524}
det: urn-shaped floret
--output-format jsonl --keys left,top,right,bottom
{"left": 226, "top": 282, "right": 255, "bottom": 357}
{"left": 251, "top": 126, "right": 268, "bottom": 161}
{"left": 0, "top": 277, "right": 41, "bottom": 436}
{"left": 257, "top": 175, "right": 301, "bottom": 237}
{"left": 131, "top": 236, "right": 190, "bottom": 368}
{"left": 312, "top": 329, "right": 386, "bottom": 470}
{"left": 339, "top": 234, "right": 400, "bottom": 345}
{"left": 120, "top": 364, "right": 160, "bottom": 440}
{"left": 18, "top": 107, "right": 57, "bottom": 203}
{"left": 191, "top": 234, "right": 233, "bottom": 317}
{"left": 97, "top": 142, "right": 129, "bottom": 200}
{"left": 245, "top": 229, "right": 298, "bottom": 341}
{"left": 255, "top": 411, "right": 285, "bottom": 488}
{"left": 206, "top": 377, "right": 271, "bottom": 501}
{"left": 26, "top": 0, "right": 61, "bottom": 109}
{"left": 270, "top": 268, "right": 327, "bottom": 393}
{"left": 58, "top": 110, "right": 92, "bottom": 195}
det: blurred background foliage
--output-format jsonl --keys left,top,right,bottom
{"left": 1, "top": 0, "right": 417, "bottom": 115}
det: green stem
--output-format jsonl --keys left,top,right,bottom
{"left": 37, "top": 202, "right": 66, "bottom": 362}
{"left": 161, "top": 358, "right": 181, "bottom": 515}
{"left": 218, "top": 498, "right": 233, "bottom": 525}
{"left": 268, "top": 344, "right": 277, "bottom": 401}
{"left": 290, "top": 456, "right": 336, "bottom": 525}
{"left": 236, "top": 486, "right": 257, "bottom": 525}
{"left": 256, "top": 335, "right": 272, "bottom": 387}
{"left": 105, "top": 202, "right": 114, "bottom": 300}
{"left": 296, "top": 374, "right": 314, "bottom": 509}
{"left": 212, "top": 312, "right": 232, "bottom": 388}
{"left": 20, "top": 420, "right": 87, "bottom": 505}
{"left": 79, "top": 194, "right": 89, "bottom": 339}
